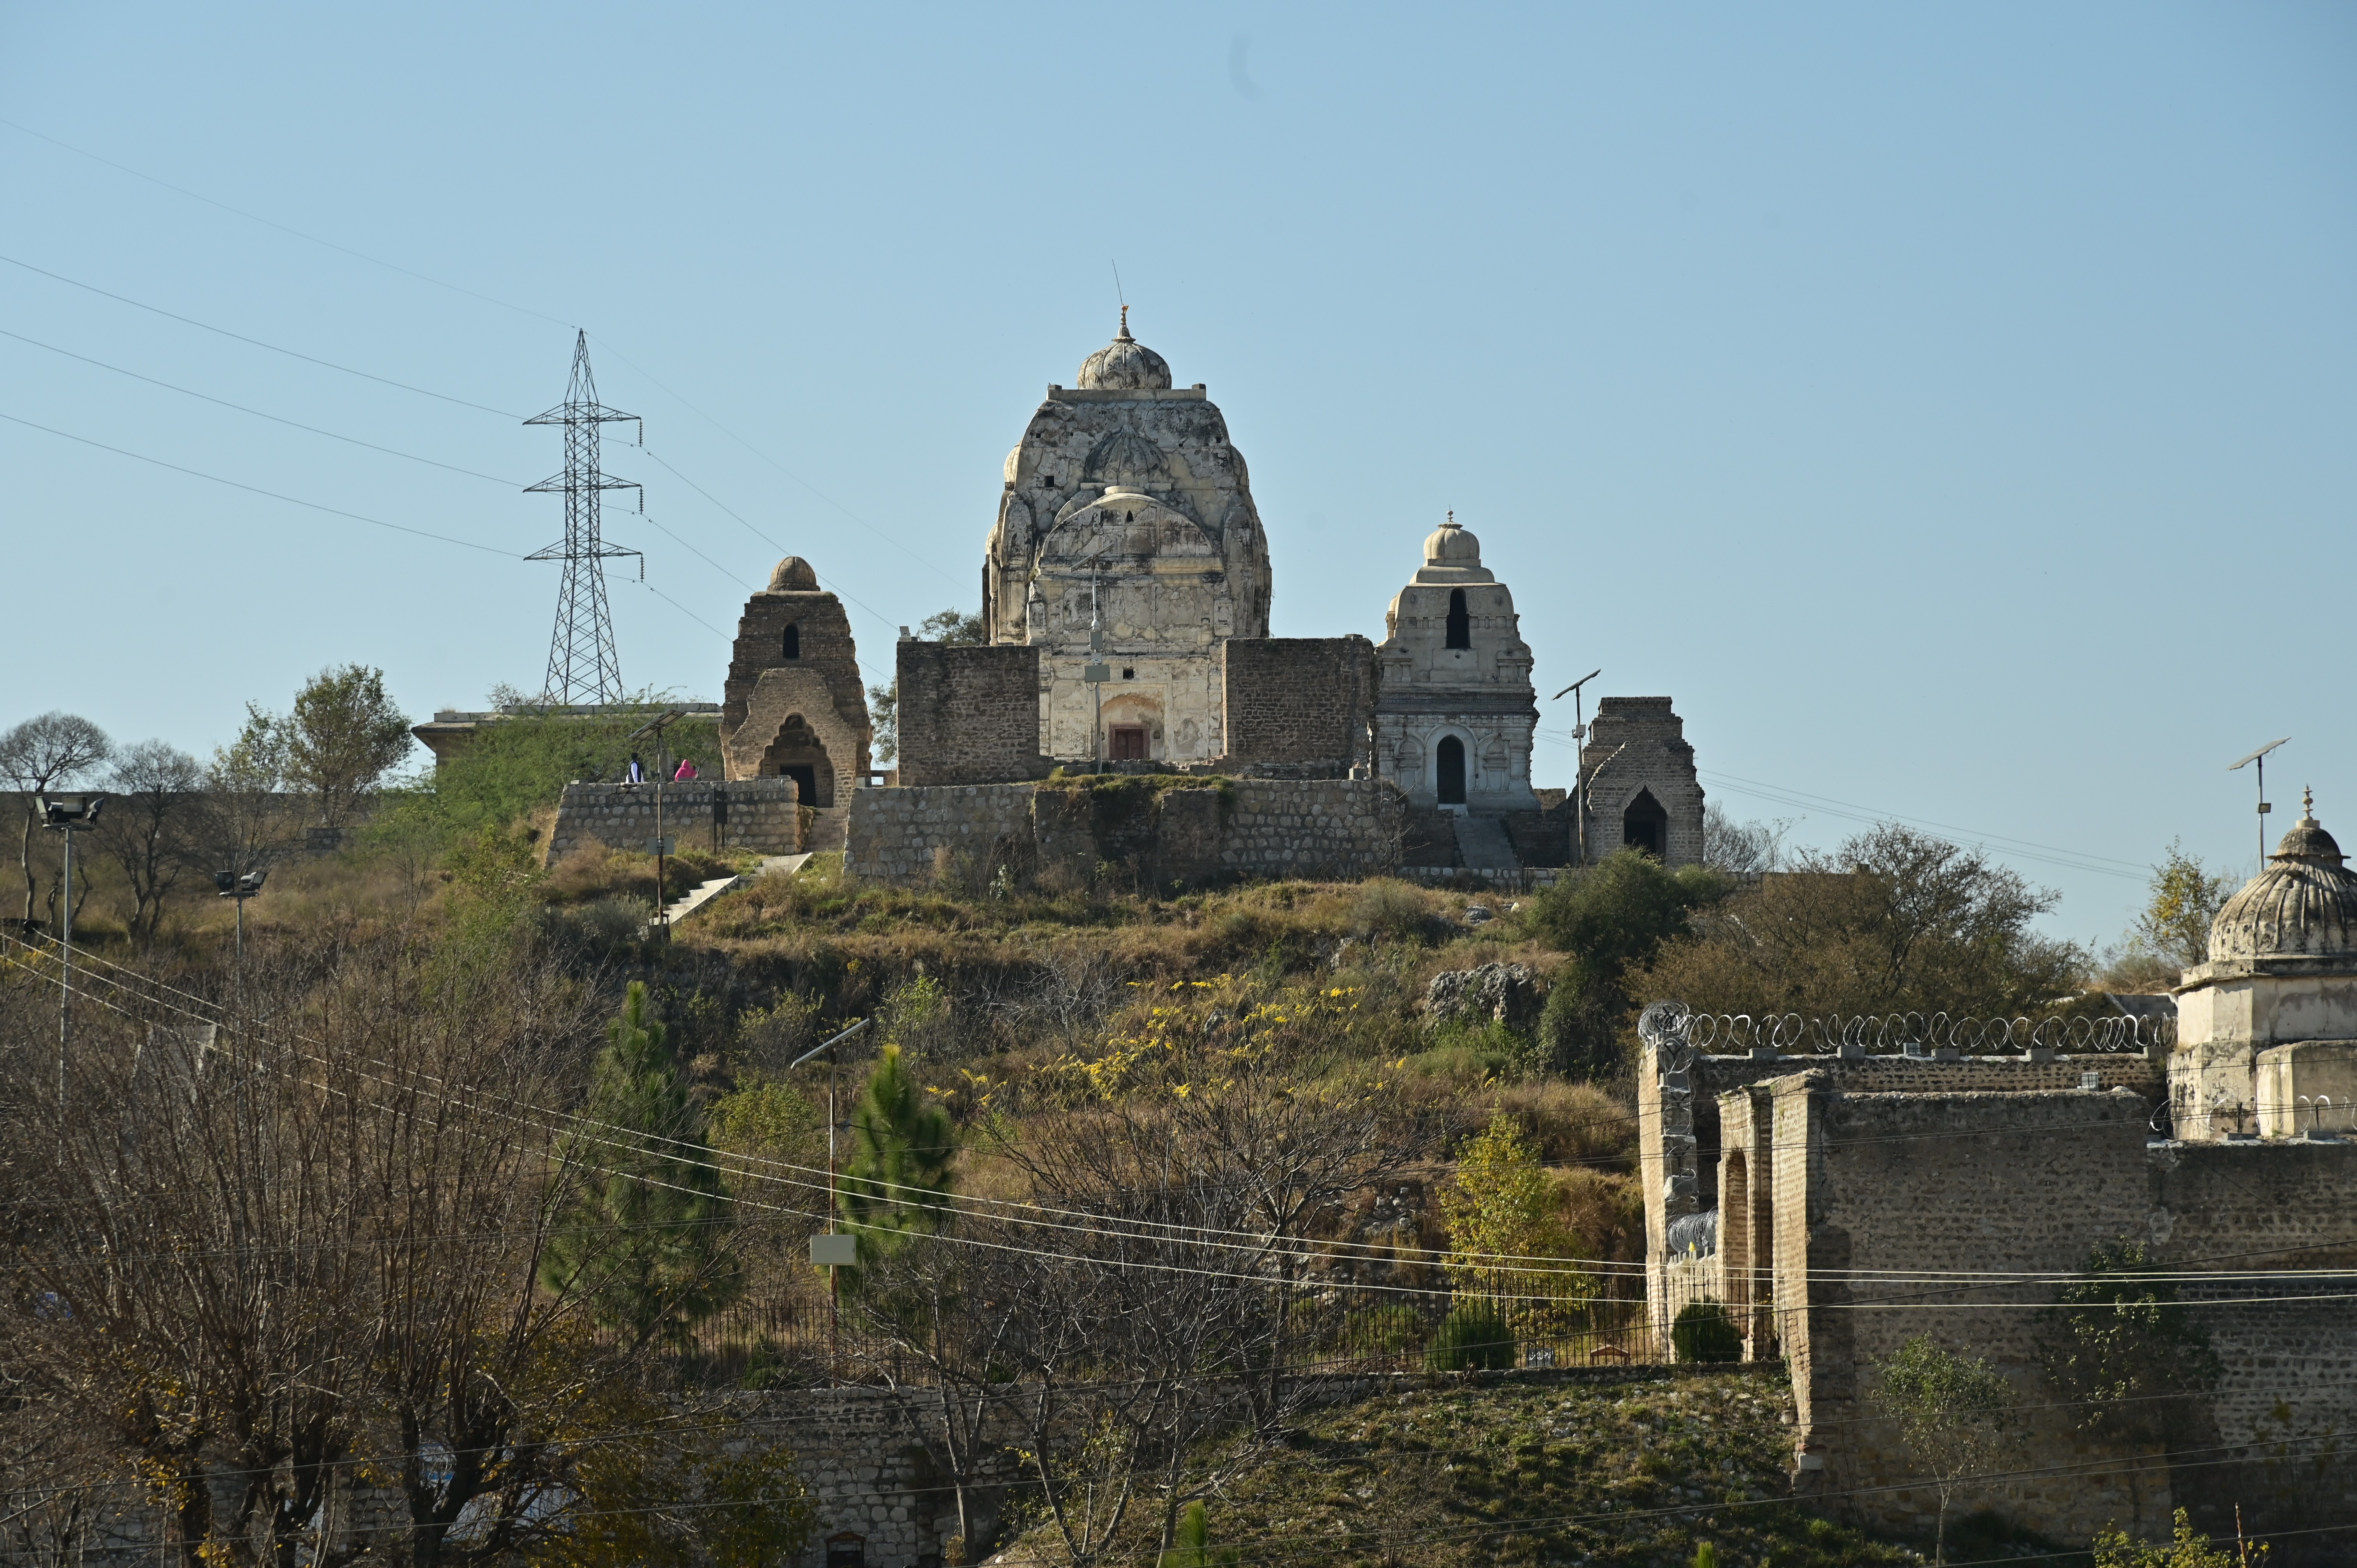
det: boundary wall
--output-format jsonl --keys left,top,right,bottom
{"left": 547, "top": 778, "right": 801, "bottom": 861}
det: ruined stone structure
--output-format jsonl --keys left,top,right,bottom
{"left": 1579, "top": 697, "right": 1703, "bottom": 866}
{"left": 1373, "top": 514, "right": 1539, "bottom": 813}
{"left": 2171, "top": 792, "right": 2357, "bottom": 1140}
{"left": 872, "top": 319, "right": 1679, "bottom": 881}
{"left": 719, "top": 557, "right": 871, "bottom": 807}
{"left": 981, "top": 309, "right": 1270, "bottom": 766}
{"left": 1629, "top": 812, "right": 2357, "bottom": 1553}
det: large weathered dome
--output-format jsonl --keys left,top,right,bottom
{"left": 1076, "top": 308, "right": 1172, "bottom": 391}
{"left": 2208, "top": 793, "right": 2357, "bottom": 962}
{"left": 767, "top": 556, "right": 819, "bottom": 592}
{"left": 1412, "top": 512, "right": 1496, "bottom": 584}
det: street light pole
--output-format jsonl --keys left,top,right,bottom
{"left": 215, "top": 869, "right": 269, "bottom": 991}
{"left": 1551, "top": 671, "right": 1601, "bottom": 867}
{"left": 629, "top": 709, "right": 687, "bottom": 935}
{"left": 39, "top": 793, "right": 107, "bottom": 1114}
{"left": 2229, "top": 738, "right": 2290, "bottom": 868}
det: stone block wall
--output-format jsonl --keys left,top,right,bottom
{"left": 896, "top": 642, "right": 1050, "bottom": 786}
{"left": 546, "top": 779, "right": 801, "bottom": 862}
{"left": 847, "top": 778, "right": 1407, "bottom": 889}
{"left": 1220, "top": 636, "right": 1375, "bottom": 773}
{"left": 843, "top": 784, "right": 1038, "bottom": 885}
{"left": 1219, "top": 777, "right": 1404, "bottom": 879}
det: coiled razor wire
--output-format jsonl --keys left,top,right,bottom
{"left": 1636, "top": 1000, "right": 2171, "bottom": 1058}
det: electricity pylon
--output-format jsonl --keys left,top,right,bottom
{"left": 527, "top": 330, "right": 642, "bottom": 704}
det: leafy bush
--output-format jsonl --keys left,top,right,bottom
{"left": 1672, "top": 1301, "right": 1743, "bottom": 1363}
{"left": 1340, "top": 1304, "right": 1428, "bottom": 1357}
{"left": 1424, "top": 1304, "right": 1514, "bottom": 1372}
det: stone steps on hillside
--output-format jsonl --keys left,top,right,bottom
{"left": 663, "top": 853, "right": 816, "bottom": 925}
{"left": 1452, "top": 812, "right": 1521, "bottom": 872}
{"left": 806, "top": 805, "right": 850, "bottom": 853}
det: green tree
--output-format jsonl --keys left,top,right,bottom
{"left": 1877, "top": 1335, "right": 2018, "bottom": 1566}
{"left": 1526, "top": 849, "right": 1723, "bottom": 1077}
{"left": 1635, "top": 822, "right": 2086, "bottom": 1022}
{"left": 838, "top": 1043, "right": 956, "bottom": 1261}
{"left": 542, "top": 982, "right": 741, "bottom": 1345}
{"left": 1158, "top": 1501, "right": 1238, "bottom": 1568}
{"left": 1671, "top": 1301, "right": 1742, "bottom": 1363}
{"left": 2123, "top": 843, "right": 2237, "bottom": 980}
{"left": 2040, "top": 1239, "right": 2220, "bottom": 1443}
{"left": 285, "top": 663, "right": 414, "bottom": 827}
{"left": 2092, "top": 1509, "right": 2253, "bottom": 1568}
{"left": 1436, "top": 1111, "right": 1591, "bottom": 1335}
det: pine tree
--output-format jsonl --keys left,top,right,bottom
{"left": 542, "top": 982, "right": 740, "bottom": 1344}
{"left": 837, "top": 1044, "right": 955, "bottom": 1261}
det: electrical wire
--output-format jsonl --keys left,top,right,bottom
{"left": 0, "top": 323, "right": 527, "bottom": 484}
{"left": 0, "top": 409, "right": 522, "bottom": 557}
{"left": 0, "top": 251, "right": 525, "bottom": 417}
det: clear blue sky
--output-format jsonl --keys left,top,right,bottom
{"left": 4, "top": 3, "right": 2351, "bottom": 946}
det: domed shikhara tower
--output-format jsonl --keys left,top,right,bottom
{"left": 2171, "top": 791, "right": 2357, "bottom": 1140}
{"left": 982, "top": 310, "right": 1272, "bottom": 763}
{"left": 1372, "top": 515, "right": 1539, "bottom": 814}
{"left": 719, "top": 556, "right": 871, "bottom": 806}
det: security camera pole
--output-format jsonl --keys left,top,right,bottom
{"left": 39, "top": 792, "right": 106, "bottom": 1112}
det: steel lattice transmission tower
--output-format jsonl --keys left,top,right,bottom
{"left": 526, "top": 331, "right": 643, "bottom": 704}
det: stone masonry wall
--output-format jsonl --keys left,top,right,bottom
{"left": 1219, "top": 777, "right": 1404, "bottom": 880}
{"left": 1778, "top": 1085, "right": 2169, "bottom": 1544}
{"left": 846, "top": 778, "right": 1406, "bottom": 889}
{"left": 1220, "top": 637, "right": 1375, "bottom": 773}
{"left": 546, "top": 779, "right": 801, "bottom": 862}
{"left": 844, "top": 784, "right": 1038, "bottom": 885}
{"left": 896, "top": 642, "right": 1050, "bottom": 786}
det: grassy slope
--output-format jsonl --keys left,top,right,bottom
{"left": 1159, "top": 1371, "right": 1911, "bottom": 1568}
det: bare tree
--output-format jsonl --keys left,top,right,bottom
{"left": 97, "top": 739, "right": 204, "bottom": 948}
{"left": 0, "top": 710, "right": 110, "bottom": 927}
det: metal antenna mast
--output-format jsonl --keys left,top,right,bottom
{"left": 526, "top": 331, "right": 643, "bottom": 704}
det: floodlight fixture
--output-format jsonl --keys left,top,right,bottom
{"left": 37, "top": 791, "right": 107, "bottom": 1114}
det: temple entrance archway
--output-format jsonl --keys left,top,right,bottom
{"left": 1623, "top": 788, "right": 1668, "bottom": 858}
{"left": 1436, "top": 735, "right": 1467, "bottom": 805}
{"left": 758, "top": 715, "right": 834, "bottom": 806}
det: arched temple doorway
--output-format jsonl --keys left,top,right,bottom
{"left": 1622, "top": 788, "right": 1668, "bottom": 858}
{"left": 1436, "top": 735, "right": 1467, "bottom": 805}
{"left": 758, "top": 714, "right": 834, "bottom": 807}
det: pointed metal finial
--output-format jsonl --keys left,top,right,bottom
{"left": 1118, "top": 304, "right": 1131, "bottom": 340}
{"left": 2305, "top": 785, "right": 2316, "bottom": 821}
{"left": 1445, "top": 509, "right": 1456, "bottom": 527}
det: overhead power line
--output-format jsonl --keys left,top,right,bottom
{"left": 0, "top": 410, "right": 520, "bottom": 557}
{"left": 0, "top": 323, "right": 525, "bottom": 484}
{"left": 0, "top": 251, "right": 525, "bottom": 417}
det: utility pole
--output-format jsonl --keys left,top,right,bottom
{"left": 214, "top": 870, "right": 269, "bottom": 993}
{"left": 629, "top": 708, "right": 687, "bottom": 935}
{"left": 1551, "top": 670, "right": 1601, "bottom": 866}
{"left": 1083, "top": 569, "right": 1110, "bottom": 769}
{"left": 39, "top": 793, "right": 105, "bottom": 1113}
{"left": 790, "top": 1017, "right": 871, "bottom": 1377}
{"left": 2229, "top": 738, "right": 2290, "bottom": 867}
{"left": 527, "top": 331, "right": 644, "bottom": 704}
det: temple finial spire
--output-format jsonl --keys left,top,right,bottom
{"left": 1118, "top": 303, "right": 1131, "bottom": 340}
{"left": 2305, "top": 785, "right": 2317, "bottom": 821}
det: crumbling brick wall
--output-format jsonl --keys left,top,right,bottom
{"left": 1220, "top": 637, "right": 1375, "bottom": 774}
{"left": 896, "top": 642, "right": 1050, "bottom": 786}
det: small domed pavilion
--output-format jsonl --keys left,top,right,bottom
{"left": 2172, "top": 790, "right": 2357, "bottom": 1139}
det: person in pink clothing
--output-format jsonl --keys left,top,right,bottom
{"left": 673, "top": 758, "right": 699, "bottom": 781}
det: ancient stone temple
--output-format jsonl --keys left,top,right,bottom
{"left": 1372, "top": 514, "right": 1539, "bottom": 813}
{"left": 980, "top": 309, "right": 1272, "bottom": 764}
{"left": 1578, "top": 697, "right": 1703, "bottom": 866}
{"left": 2171, "top": 790, "right": 2357, "bottom": 1139}
{"left": 718, "top": 556, "right": 871, "bottom": 807}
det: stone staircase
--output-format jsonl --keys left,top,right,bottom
{"left": 661, "top": 852, "right": 815, "bottom": 926}
{"left": 806, "top": 806, "right": 851, "bottom": 854}
{"left": 1451, "top": 812, "right": 1521, "bottom": 873}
